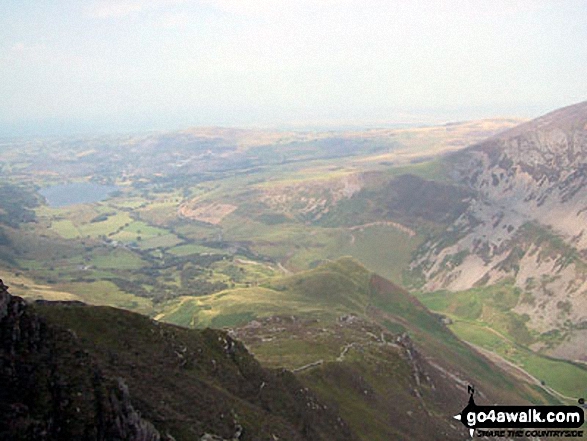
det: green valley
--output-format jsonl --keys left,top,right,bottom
{"left": 2, "top": 115, "right": 586, "bottom": 434}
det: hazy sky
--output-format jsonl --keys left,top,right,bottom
{"left": 1, "top": 0, "right": 586, "bottom": 135}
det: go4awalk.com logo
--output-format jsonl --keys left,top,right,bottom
{"left": 454, "top": 386, "right": 585, "bottom": 438}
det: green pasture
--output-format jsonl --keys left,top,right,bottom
{"left": 168, "top": 243, "right": 230, "bottom": 256}
{"left": 79, "top": 212, "right": 133, "bottom": 237}
{"left": 173, "top": 223, "right": 220, "bottom": 241}
{"left": 48, "top": 211, "right": 133, "bottom": 239}
{"left": 55, "top": 280, "right": 153, "bottom": 314}
{"left": 50, "top": 219, "right": 79, "bottom": 239}
{"left": 449, "top": 320, "right": 587, "bottom": 400}
{"left": 137, "top": 234, "right": 183, "bottom": 250}
{"left": 110, "top": 221, "right": 182, "bottom": 248}
{"left": 86, "top": 248, "right": 146, "bottom": 270}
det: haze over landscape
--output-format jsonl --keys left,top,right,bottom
{"left": 1, "top": 0, "right": 587, "bottom": 135}
{"left": 2, "top": 2, "right": 587, "bottom": 440}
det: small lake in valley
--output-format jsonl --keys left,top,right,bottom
{"left": 40, "top": 182, "right": 119, "bottom": 207}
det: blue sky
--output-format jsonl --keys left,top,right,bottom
{"left": 1, "top": 0, "right": 586, "bottom": 135}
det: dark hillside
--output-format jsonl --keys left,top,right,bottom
{"left": 317, "top": 174, "right": 472, "bottom": 229}
{"left": 0, "top": 280, "right": 162, "bottom": 441}
{"left": 0, "top": 279, "right": 357, "bottom": 441}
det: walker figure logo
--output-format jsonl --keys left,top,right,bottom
{"left": 453, "top": 385, "right": 584, "bottom": 438}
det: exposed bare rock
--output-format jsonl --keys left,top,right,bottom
{"left": 412, "top": 101, "right": 587, "bottom": 358}
{"left": 0, "top": 279, "right": 165, "bottom": 441}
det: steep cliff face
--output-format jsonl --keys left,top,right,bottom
{"left": 412, "top": 101, "right": 587, "bottom": 359}
{"left": 0, "top": 279, "right": 164, "bottom": 441}
{"left": 459, "top": 101, "right": 587, "bottom": 250}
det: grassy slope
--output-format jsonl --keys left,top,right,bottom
{"left": 419, "top": 283, "right": 587, "bottom": 399}
{"left": 236, "top": 313, "right": 469, "bottom": 440}
{"left": 156, "top": 258, "right": 372, "bottom": 327}
{"left": 28, "top": 258, "right": 552, "bottom": 441}
{"left": 225, "top": 258, "right": 558, "bottom": 440}
{"left": 159, "top": 258, "right": 555, "bottom": 408}
{"left": 28, "top": 301, "right": 358, "bottom": 441}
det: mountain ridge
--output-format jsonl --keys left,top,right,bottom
{"left": 411, "top": 100, "right": 587, "bottom": 361}
{"left": 0, "top": 278, "right": 359, "bottom": 441}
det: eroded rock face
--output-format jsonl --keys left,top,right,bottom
{"left": 411, "top": 102, "right": 587, "bottom": 359}
{"left": 459, "top": 120, "right": 587, "bottom": 251}
{"left": 0, "top": 279, "right": 164, "bottom": 441}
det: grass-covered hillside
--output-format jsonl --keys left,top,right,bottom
{"left": 1, "top": 259, "right": 558, "bottom": 440}
{"left": 2, "top": 281, "right": 358, "bottom": 441}
{"left": 158, "top": 258, "right": 557, "bottom": 411}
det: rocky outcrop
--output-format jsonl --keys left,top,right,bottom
{"left": 2, "top": 279, "right": 361, "bottom": 441}
{"left": 0, "top": 279, "right": 164, "bottom": 441}
{"left": 457, "top": 102, "right": 587, "bottom": 251}
{"left": 108, "top": 379, "right": 162, "bottom": 441}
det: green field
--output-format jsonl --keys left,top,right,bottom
{"left": 51, "top": 219, "right": 80, "bottom": 239}
{"left": 167, "top": 243, "right": 229, "bottom": 256}
{"left": 55, "top": 280, "right": 153, "bottom": 314}
{"left": 111, "top": 220, "right": 169, "bottom": 241}
{"left": 86, "top": 248, "right": 146, "bottom": 269}
{"left": 449, "top": 320, "right": 587, "bottom": 399}
{"left": 79, "top": 212, "right": 134, "bottom": 237}
{"left": 419, "top": 285, "right": 587, "bottom": 400}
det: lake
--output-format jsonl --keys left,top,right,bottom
{"left": 40, "top": 182, "right": 119, "bottom": 207}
